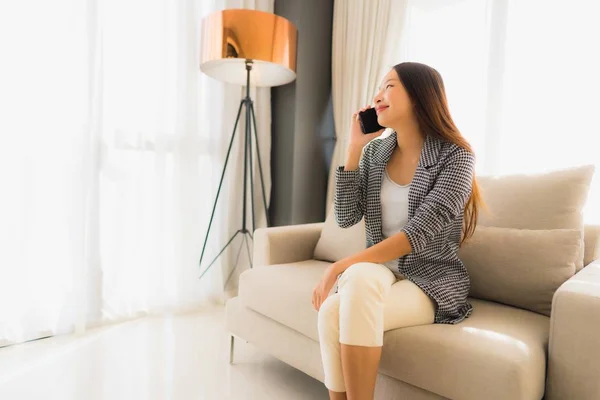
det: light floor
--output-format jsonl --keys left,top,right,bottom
{"left": 0, "top": 306, "right": 328, "bottom": 400}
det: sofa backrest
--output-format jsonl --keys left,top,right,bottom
{"left": 313, "top": 165, "right": 597, "bottom": 316}
{"left": 315, "top": 165, "right": 597, "bottom": 266}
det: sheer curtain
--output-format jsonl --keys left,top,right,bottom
{"left": 0, "top": 0, "right": 273, "bottom": 346}
{"left": 327, "top": 0, "right": 600, "bottom": 223}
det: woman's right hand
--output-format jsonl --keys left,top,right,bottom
{"left": 348, "top": 106, "right": 386, "bottom": 150}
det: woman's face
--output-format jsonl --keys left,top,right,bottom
{"left": 373, "top": 69, "right": 414, "bottom": 127}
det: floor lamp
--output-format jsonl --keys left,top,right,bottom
{"left": 198, "top": 9, "right": 297, "bottom": 280}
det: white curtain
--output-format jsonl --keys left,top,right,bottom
{"left": 0, "top": 0, "right": 273, "bottom": 346}
{"left": 327, "top": 0, "right": 600, "bottom": 224}
{"left": 326, "top": 0, "right": 409, "bottom": 211}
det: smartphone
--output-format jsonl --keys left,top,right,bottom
{"left": 358, "top": 107, "right": 385, "bottom": 134}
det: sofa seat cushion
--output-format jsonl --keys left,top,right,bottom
{"left": 379, "top": 298, "right": 550, "bottom": 400}
{"left": 238, "top": 260, "right": 329, "bottom": 342}
{"left": 239, "top": 263, "right": 550, "bottom": 400}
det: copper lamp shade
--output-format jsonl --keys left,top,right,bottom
{"left": 200, "top": 9, "right": 297, "bottom": 87}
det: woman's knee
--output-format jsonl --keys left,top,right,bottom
{"left": 338, "top": 262, "right": 393, "bottom": 292}
{"left": 318, "top": 294, "right": 340, "bottom": 331}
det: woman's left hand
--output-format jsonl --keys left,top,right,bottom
{"left": 312, "top": 263, "right": 342, "bottom": 311}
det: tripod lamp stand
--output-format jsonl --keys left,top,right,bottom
{"left": 198, "top": 9, "right": 297, "bottom": 279}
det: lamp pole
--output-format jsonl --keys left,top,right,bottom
{"left": 198, "top": 60, "right": 269, "bottom": 282}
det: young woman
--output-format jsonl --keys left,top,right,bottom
{"left": 311, "top": 62, "right": 483, "bottom": 400}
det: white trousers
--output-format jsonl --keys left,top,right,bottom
{"left": 317, "top": 262, "right": 436, "bottom": 392}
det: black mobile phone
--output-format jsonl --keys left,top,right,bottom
{"left": 358, "top": 107, "right": 385, "bottom": 134}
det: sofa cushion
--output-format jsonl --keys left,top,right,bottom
{"left": 459, "top": 226, "right": 582, "bottom": 316}
{"left": 314, "top": 205, "right": 366, "bottom": 263}
{"left": 379, "top": 298, "right": 550, "bottom": 400}
{"left": 477, "top": 165, "right": 594, "bottom": 229}
{"left": 477, "top": 165, "right": 595, "bottom": 271}
{"left": 238, "top": 260, "right": 330, "bottom": 342}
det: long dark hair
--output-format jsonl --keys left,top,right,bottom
{"left": 393, "top": 62, "right": 483, "bottom": 245}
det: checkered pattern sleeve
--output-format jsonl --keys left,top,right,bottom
{"left": 401, "top": 147, "right": 475, "bottom": 253}
{"left": 333, "top": 146, "right": 369, "bottom": 228}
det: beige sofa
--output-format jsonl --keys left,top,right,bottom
{"left": 226, "top": 166, "right": 600, "bottom": 400}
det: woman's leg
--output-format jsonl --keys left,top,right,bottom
{"left": 318, "top": 293, "right": 347, "bottom": 399}
{"left": 329, "top": 390, "right": 347, "bottom": 400}
{"left": 382, "top": 278, "right": 436, "bottom": 332}
{"left": 337, "top": 262, "right": 396, "bottom": 400}
{"left": 340, "top": 344, "right": 381, "bottom": 400}
{"left": 319, "top": 263, "right": 436, "bottom": 400}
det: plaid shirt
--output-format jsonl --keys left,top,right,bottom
{"left": 334, "top": 131, "right": 475, "bottom": 324}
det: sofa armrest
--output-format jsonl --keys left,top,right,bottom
{"left": 546, "top": 261, "right": 600, "bottom": 400}
{"left": 253, "top": 222, "right": 324, "bottom": 267}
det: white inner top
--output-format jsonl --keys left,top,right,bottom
{"left": 380, "top": 168, "right": 410, "bottom": 277}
